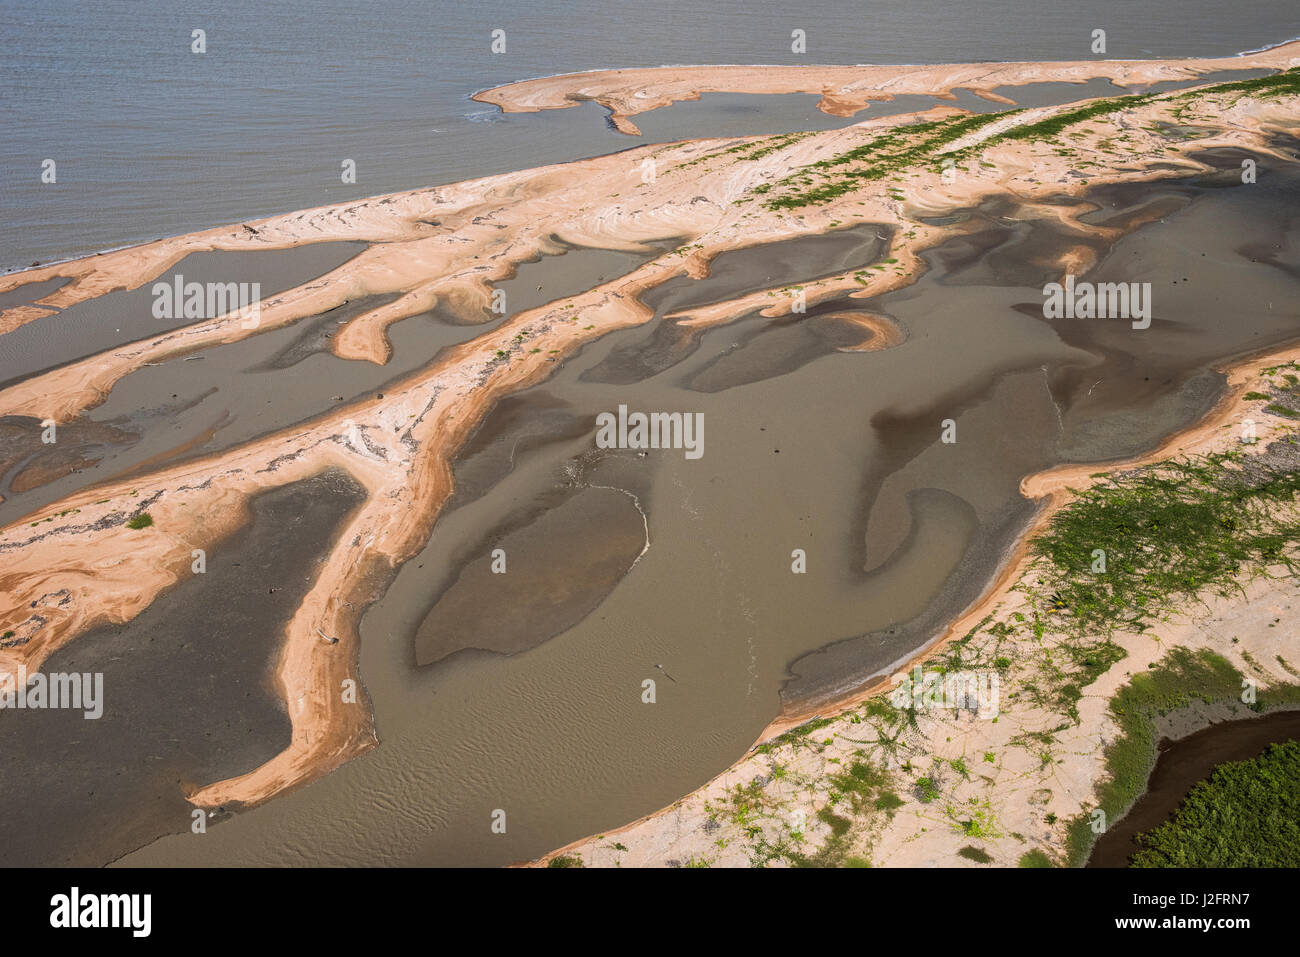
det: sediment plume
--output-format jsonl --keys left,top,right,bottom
{"left": 3, "top": 52, "right": 1298, "bottom": 819}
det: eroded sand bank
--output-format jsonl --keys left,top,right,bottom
{"left": 473, "top": 40, "right": 1300, "bottom": 134}
{"left": 533, "top": 345, "right": 1300, "bottom": 867}
{"left": 2, "top": 50, "right": 1298, "bottom": 855}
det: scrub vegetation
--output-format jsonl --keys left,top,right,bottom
{"left": 752, "top": 67, "right": 1300, "bottom": 211}
{"left": 1030, "top": 451, "right": 1300, "bottom": 640}
{"left": 1129, "top": 740, "right": 1300, "bottom": 867}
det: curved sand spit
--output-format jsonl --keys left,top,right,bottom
{"left": 2, "top": 51, "right": 1298, "bottom": 819}
{"left": 530, "top": 338, "right": 1300, "bottom": 867}
{"left": 473, "top": 40, "right": 1300, "bottom": 134}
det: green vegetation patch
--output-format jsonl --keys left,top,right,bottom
{"left": 827, "top": 759, "right": 890, "bottom": 812}
{"left": 1030, "top": 452, "right": 1300, "bottom": 638}
{"left": 759, "top": 67, "right": 1300, "bottom": 211}
{"left": 126, "top": 512, "right": 154, "bottom": 530}
{"left": 755, "top": 714, "right": 838, "bottom": 753}
{"left": 751, "top": 759, "right": 899, "bottom": 868}
{"left": 957, "top": 845, "right": 993, "bottom": 864}
{"left": 1065, "top": 647, "right": 1266, "bottom": 867}
{"left": 1019, "top": 849, "right": 1056, "bottom": 868}
{"left": 1172, "top": 66, "right": 1300, "bottom": 103}
{"left": 968, "top": 95, "right": 1150, "bottom": 153}
{"left": 1130, "top": 740, "right": 1300, "bottom": 867}
{"left": 764, "top": 112, "right": 1007, "bottom": 209}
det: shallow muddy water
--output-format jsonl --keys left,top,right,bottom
{"left": 0, "top": 469, "right": 364, "bottom": 867}
{"left": 0, "top": 242, "right": 660, "bottom": 528}
{"left": 106, "top": 161, "right": 1300, "bottom": 867}
{"left": 0, "top": 242, "right": 368, "bottom": 387}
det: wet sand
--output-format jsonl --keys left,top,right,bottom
{"left": 486, "top": 239, "right": 671, "bottom": 322}
{"left": 415, "top": 481, "right": 649, "bottom": 665}
{"left": 0, "top": 242, "right": 662, "bottom": 528}
{"left": 0, "top": 293, "right": 398, "bottom": 526}
{"left": 684, "top": 305, "right": 895, "bottom": 392}
{"left": 581, "top": 225, "right": 892, "bottom": 384}
{"left": 0, "top": 243, "right": 368, "bottom": 387}
{"left": 0, "top": 470, "right": 364, "bottom": 866}
{"left": 114, "top": 158, "right": 1300, "bottom": 867}
{"left": 0, "top": 57, "right": 1293, "bottom": 866}
{"left": 473, "top": 43, "right": 1300, "bottom": 134}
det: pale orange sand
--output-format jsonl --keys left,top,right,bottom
{"left": 533, "top": 347, "right": 1300, "bottom": 867}
{"left": 473, "top": 41, "right": 1300, "bottom": 134}
{"left": 1, "top": 57, "right": 1296, "bottom": 815}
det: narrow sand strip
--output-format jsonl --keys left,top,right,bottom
{"left": 533, "top": 338, "right": 1300, "bottom": 867}
{"left": 2, "top": 62, "right": 1297, "bottom": 816}
{"left": 474, "top": 40, "right": 1300, "bottom": 135}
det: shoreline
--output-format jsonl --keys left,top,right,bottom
{"left": 2, "top": 54, "right": 1298, "bottom": 853}
{"left": 29, "top": 36, "right": 1293, "bottom": 283}
{"left": 773, "top": 330, "right": 1300, "bottom": 731}
{"left": 5, "top": 37, "right": 1298, "bottom": 291}
{"left": 758, "top": 331, "right": 1294, "bottom": 742}
{"left": 467, "top": 35, "right": 1300, "bottom": 103}
{"left": 532, "top": 337, "right": 1300, "bottom": 866}
{"left": 473, "top": 39, "right": 1300, "bottom": 135}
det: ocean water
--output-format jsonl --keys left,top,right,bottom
{"left": 3, "top": 0, "right": 1300, "bottom": 869}
{"left": 2, "top": 0, "right": 1297, "bottom": 270}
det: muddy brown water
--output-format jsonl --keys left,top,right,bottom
{"left": 986, "top": 68, "right": 1274, "bottom": 108}
{"left": 1088, "top": 709, "right": 1300, "bottom": 868}
{"left": 415, "top": 471, "right": 651, "bottom": 666}
{"left": 109, "top": 162, "right": 1300, "bottom": 868}
{"left": 0, "top": 276, "right": 72, "bottom": 311}
{"left": 786, "top": 160, "right": 1300, "bottom": 703}
{"left": 0, "top": 242, "right": 661, "bottom": 528}
{"left": 96, "top": 157, "right": 1300, "bottom": 868}
{"left": 0, "top": 242, "right": 369, "bottom": 387}
{"left": 604, "top": 70, "right": 1280, "bottom": 142}
{"left": 0, "top": 469, "right": 365, "bottom": 867}
{"left": 582, "top": 225, "right": 891, "bottom": 385}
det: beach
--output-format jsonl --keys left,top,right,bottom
{"left": 1, "top": 44, "right": 1298, "bottom": 866}
{"left": 533, "top": 337, "right": 1300, "bottom": 867}
{"left": 473, "top": 41, "right": 1300, "bottom": 134}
